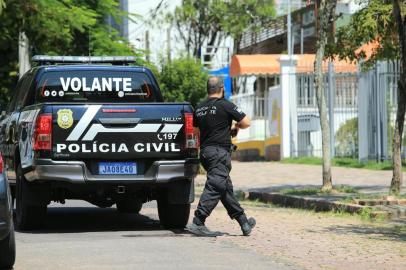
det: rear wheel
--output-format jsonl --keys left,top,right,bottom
{"left": 116, "top": 200, "right": 142, "bottom": 214}
{"left": 16, "top": 165, "right": 47, "bottom": 230}
{"left": 0, "top": 223, "right": 16, "bottom": 269}
{"left": 157, "top": 199, "right": 190, "bottom": 229}
{"left": 10, "top": 186, "right": 15, "bottom": 208}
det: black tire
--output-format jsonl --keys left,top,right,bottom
{"left": 10, "top": 186, "right": 15, "bottom": 209}
{"left": 0, "top": 223, "right": 16, "bottom": 269}
{"left": 157, "top": 200, "right": 190, "bottom": 229}
{"left": 16, "top": 165, "right": 47, "bottom": 230}
{"left": 116, "top": 201, "right": 142, "bottom": 214}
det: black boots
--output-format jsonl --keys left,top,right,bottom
{"left": 236, "top": 214, "right": 256, "bottom": 236}
{"left": 188, "top": 217, "right": 219, "bottom": 237}
{"left": 189, "top": 215, "right": 256, "bottom": 236}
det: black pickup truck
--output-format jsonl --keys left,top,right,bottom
{"left": 0, "top": 56, "right": 199, "bottom": 230}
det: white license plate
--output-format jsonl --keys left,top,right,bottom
{"left": 98, "top": 162, "right": 137, "bottom": 175}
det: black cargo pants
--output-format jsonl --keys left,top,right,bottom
{"left": 194, "top": 145, "right": 244, "bottom": 222}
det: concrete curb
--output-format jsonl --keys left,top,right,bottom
{"left": 241, "top": 191, "right": 392, "bottom": 218}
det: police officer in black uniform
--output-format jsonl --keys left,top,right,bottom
{"left": 189, "top": 76, "right": 256, "bottom": 236}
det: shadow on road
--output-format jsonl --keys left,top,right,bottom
{"left": 249, "top": 184, "right": 392, "bottom": 194}
{"left": 13, "top": 204, "right": 230, "bottom": 238}
{"left": 320, "top": 223, "right": 406, "bottom": 242}
{"left": 14, "top": 205, "right": 167, "bottom": 234}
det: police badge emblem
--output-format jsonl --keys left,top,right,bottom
{"left": 57, "top": 109, "right": 73, "bottom": 129}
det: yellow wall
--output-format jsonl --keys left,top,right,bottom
{"left": 235, "top": 140, "right": 265, "bottom": 157}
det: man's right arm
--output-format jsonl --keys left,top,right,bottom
{"left": 225, "top": 101, "right": 251, "bottom": 129}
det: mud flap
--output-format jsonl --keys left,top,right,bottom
{"left": 24, "top": 183, "right": 51, "bottom": 206}
{"left": 166, "top": 179, "right": 195, "bottom": 204}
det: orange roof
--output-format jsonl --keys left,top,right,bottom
{"left": 229, "top": 54, "right": 358, "bottom": 77}
{"left": 355, "top": 40, "right": 380, "bottom": 60}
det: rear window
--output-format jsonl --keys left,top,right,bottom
{"left": 36, "top": 70, "right": 156, "bottom": 102}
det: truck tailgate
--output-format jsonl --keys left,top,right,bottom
{"left": 52, "top": 104, "right": 188, "bottom": 160}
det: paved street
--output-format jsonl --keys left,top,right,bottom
{"left": 13, "top": 190, "right": 406, "bottom": 270}
{"left": 13, "top": 200, "right": 298, "bottom": 270}
{"left": 11, "top": 161, "right": 406, "bottom": 270}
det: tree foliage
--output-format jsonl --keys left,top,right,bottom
{"left": 158, "top": 58, "right": 208, "bottom": 107}
{"left": 335, "top": 118, "right": 358, "bottom": 157}
{"left": 328, "top": 0, "right": 397, "bottom": 67}
{"left": 165, "top": 0, "right": 275, "bottom": 57}
{"left": 0, "top": 0, "right": 141, "bottom": 105}
{"left": 0, "top": 0, "right": 4, "bottom": 14}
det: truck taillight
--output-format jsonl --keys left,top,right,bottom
{"left": 33, "top": 113, "right": 52, "bottom": 151}
{"left": 184, "top": 113, "right": 199, "bottom": 149}
{"left": 0, "top": 155, "right": 3, "bottom": 173}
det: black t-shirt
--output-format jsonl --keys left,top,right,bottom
{"left": 193, "top": 98, "right": 246, "bottom": 149}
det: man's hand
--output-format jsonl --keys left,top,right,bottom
{"left": 230, "top": 122, "right": 240, "bottom": 137}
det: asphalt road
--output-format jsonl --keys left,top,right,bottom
{"left": 12, "top": 200, "right": 299, "bottom": 270}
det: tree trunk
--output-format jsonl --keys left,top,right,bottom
{"left": 314, "top": 0, "right": 337, "bottom": 191}
{"left": 390, "top": 0, "right": 406, "bottom": 195}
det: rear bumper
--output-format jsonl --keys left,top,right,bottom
{"left": 24, "top": 158, "right": 200, "bottom": 184}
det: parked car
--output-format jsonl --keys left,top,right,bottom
{"left": 0, "top": 55, "right": 199, "bottom": 230}
{"left": 0, "top": 154, "right": 15, "bottom": 268}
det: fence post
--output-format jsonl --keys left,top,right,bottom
{"left": 358, "top": 64, "right": 371, "bottom": 163}
{"left": 375, "top": 61, "right": 389, "bottom": 161}
{"left": 278, "top": 55, "right": 298, "bottom": 158}
{"left": 378, "top": 62, "right": 389, "bottom": 160}
{"left": 328, "top": 61, "right": 335, "bottom": 158}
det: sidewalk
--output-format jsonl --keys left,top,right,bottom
{"left": 195, "top": 162, "right": 406, "bottom": 217}
{"left": 194, "top": 162, "right": 406, "bottom": 269}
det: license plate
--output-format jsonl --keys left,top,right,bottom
{"left": 98, "top": 162, "right": 137, "bottom": 175}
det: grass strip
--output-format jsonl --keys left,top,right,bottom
{"left": 281, "top": 157, "right": 406, "bottom": 171}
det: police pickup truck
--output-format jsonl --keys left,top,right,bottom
{"left": 0, "top": 56, "right": 199, "bottom": 230}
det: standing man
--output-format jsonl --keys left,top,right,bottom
{"left": 190, "top": 76, "right": 256, "bottom": 236}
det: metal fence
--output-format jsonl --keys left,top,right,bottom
{"left": 358, "top": 61, "right": 403, "bottom": 161}
{"left": 230, "top": 60, "right": 401, "bottom": 162}
{"left": 230, "top": 94, "right": 267, "bottom": 141}
{"left": 294, "top": 70, "right": 359, "bottom": 158}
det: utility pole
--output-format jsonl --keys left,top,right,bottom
{"left": 287, "top": 0, "right": 292, "bottom": 55}
{"left": 145, "top": 30, "right": 150, "bottom": 62}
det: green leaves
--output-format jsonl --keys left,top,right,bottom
{"left": 0, "top": 0, "right": 5, "bottom": 14}
{"left": 23, "top": 0, "right": 98, "bottom": 54}
{"left": 0, "top": 0, "right": 142, "bottom": 105}
{"left": 158, "top": 57, "right": 209, "bottom": 107}
{"left": 165, "top": 0, "right": 275, "bottom": 57}
{"left": 329, "top": 0, "right": 398, "bottom": 67}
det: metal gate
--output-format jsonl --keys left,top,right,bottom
{"left": 358, "top": 61, "right": 402, "bottom": 161}
{"left": 294, "top": 67, "right": 359, "bottom": 158}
